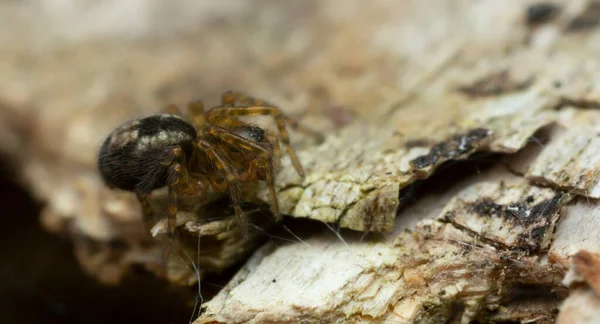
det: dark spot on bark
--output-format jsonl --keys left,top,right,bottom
{"left": 553, "top": 80, "right": 562, "bottom": 88}
{"left": 405, "top": 138, "right": 432, "bottom": 149}
{"left": 526, "top": 195, "right": 535, "bottom": 204}
{"left": 461, "top": 244, "right": 473, "bottom": 255}
{"left": 526, "top": 3, "right": 560, "bottom": 26}
{"left": 556, "top": 97, "right": 600, "bottom": 110}
{"left": 409, "top": 128, "right": 490, "bottom": 169}
{"left": 471, "top": 198, "right": 503, "bottom": 216}
{"left": 528, "top": 194, "right": 562, "bottom": 222}
{"left": 509, "top": 244, "right": 534, "bottom": 253}
{"left": 457, "top": 71, "right": 534, "bottom": 98}
{"left": 272, "top": 279, "right": 277, "bottom": 283}
{"left": 567, "top": 2, "right": 600, "bottom": 32}
{"left": 469, "top": 194, "right": 563, "bottom": 225}
{"left": 444, "top": 211, "right": 456, "bottom": 222}
{"left": 529, "top": 225, "right": 548, "bottom": 240}
{"left": 516, "top": 223, "right": 550, "bottom": 251}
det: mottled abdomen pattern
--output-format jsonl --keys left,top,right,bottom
{"left": 98, "top": 114, "right": 197, "bottom": 193}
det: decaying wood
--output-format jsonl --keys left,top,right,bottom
{"left": 549, "top": 198, "right": 600, "bottom": 267}
{"left": 527, "top": 122, "right": 600, "bottom": 198}
{"left": 198, "top": 172, "right": 572, "bottom": 323}
{"left": 557, "top": 250, "right": 600, "bottom": 324}
{"left": 557, "top": 289, "right": 600, "bottom": 324}
{"left": 194, "top": 1, "right": 600, "bottom": 320}
{"left": 1, "top": 0, "right": 600, "bottom": 322}
{"left": 570, "top": 251, "right": 600, "bottom": 294}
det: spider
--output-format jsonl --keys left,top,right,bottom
{"left": 98, "top": 91, "right": 314, "bottom": 262}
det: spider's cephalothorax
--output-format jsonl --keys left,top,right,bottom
{"left": 98, "top": 91, "right": 315, "bottom": 263}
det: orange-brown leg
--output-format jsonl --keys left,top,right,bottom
{"left": 203, "top": 125, "right": 283, "bottom": 219}
{"left": 206, "top": 105, "right": 305, "bottom": 177}
{"left": 187, "top": 100, "right": 206, "bottom": 129}
{"left": 221, "top": 90, "right": 272, "bottom": 106}
{"left": 195, "top": 139, "right": 248, "bottom": 235}
{"left": 220, "top": 90, "right": 324, "bottom": 141}
{"left": 267, "top": 132, "right": 282, "bottom": 170}
{"left": 136, "top": 192, "right": 154, "bottom": 226}
{"left": 240, "top": 155, "right": 280, "bottom": 221}
{"left": 162, "top": 170, "right": 179, "bottom": 266}
{"left": 202, "top": 116, "right": 253, "bottom": 137}
{"left": 161, "top": 146, "right": 205, "bottom": 265}
{"left": 172, "top": 146, "right": 208, "bottom": 196}
{"left": 162, "top": 103, "right": 183, "bottom": 116}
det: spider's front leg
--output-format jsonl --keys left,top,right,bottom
{"left": 240, "top": 153, "right": 280, "bottom": 222}
{"left": 195, "top": 139, "right": 249, "bottom": 235}
{"left": 204, "top": 126, "right": 281, "bottom": 221}
{"left": 135, "top": 192, "right": 154, "bottom": 227}
{"left": 221, "top": 90, "right": 325, "bottom": 141}
{"left": 207, "top": 94, "right": 313, "bottom": 178}
{"left": 162, "top": 146, "right": 205, "bottom": 264}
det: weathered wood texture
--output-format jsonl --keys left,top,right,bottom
{"left": 198, "top": 166, "right": 575, "bottom": 323}
{"left": 196, "top": 0, "right": 600, "bottom": 322}
{"left": 557, "top": 250, "right": 600, "bottom": 324}
{"left": 0, "top": 0, "right": 599, "bottom": 322}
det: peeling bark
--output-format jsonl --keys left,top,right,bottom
{"left": 557, "top": 250, "right": 600, "bottom": 324}
{"left": 197, "top": 178, "right": 570, "bottom": 323}
{"left": 0, "top": 0, "right": 599, "bottom": 322}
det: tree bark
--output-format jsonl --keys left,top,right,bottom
{"left": 0, "top": 0, "right": 599, "bottom": 322}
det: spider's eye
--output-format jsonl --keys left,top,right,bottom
{"left": 232, "top": 125, "right": 265, "bottom": 143}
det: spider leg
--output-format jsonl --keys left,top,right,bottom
{"left": 240, "top": 155, "right": 280, "bottom": 222}
{"left": 162, "top": 146, "right": 204, "bottom": 265}
{"left": 162, "top": 167, "right": 180, "bottom": 266}
{"left": 221, "top": 90, "right": 270, "bottom": 106}
{"left": 220, "top": 90, "right": 324, "bottom": 141}
{"left": 204, "top": 125, "right": 272, "bottom": 155}
{"left": 203, "top": 126, "right": 281, "bottom": 220}
{"left": 161, "top": 103, "right": 183, "bottom": 116}
{"left": 267, "top": 132, "right": 282, "bottom": 170}
{"left": 205, "top": 107, "right": 305, "bottom": 178}
{"left": 187, "top": 100, "right": 206, "bottom": 129}
{"left": 195, "top": 139, "right": 249, "bottom": 235}
{"left": 135, "top": 191, "right": 154, "bottom": 227}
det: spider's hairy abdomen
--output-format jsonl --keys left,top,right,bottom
{"left": 98, "top": 114, "right": 197, "bottom": 193}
